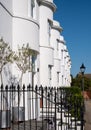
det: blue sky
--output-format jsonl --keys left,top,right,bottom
{"left": 54, "top": 0, "right": 91, "bottom": 77}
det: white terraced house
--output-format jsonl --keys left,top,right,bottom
{"left": 0, "top": 0, "right": 72, "bottom": 123}
{"left": 0, "top": 0, "right": 71, "bottom": 87}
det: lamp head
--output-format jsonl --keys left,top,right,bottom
{"left": 80, "top": 63, "right": 86, "bottom": 75}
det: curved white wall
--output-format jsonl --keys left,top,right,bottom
{"left": 39, "top": 0, "right": 56, "bottom": 46}
{"left": 0, "top": 3, "right": 12, "bottom": 46}
{"left": 51, "top": 20, "right": 62, "bottom": 86}
{"left": 39, "top": 7, "right": 53, "bottom": 46}
{"left": 0, "top": 1, "right": 40, "bottom": 87}
{"left": 40, "top": 47, "right": 54, "bottom": 86}
{"left": 12, "top": 0, "right": 39, "bottom": 51}
{"left": 12, "top": 1, "right": 40, "bottom": 87}
{"left": 12, "top": 18, "right": 39, "bottom": 51}
{"left": 12, "top": 0, "right": 39, "bottom": 21}
{"left": 51, "top": 20, "right": 62, "bottom": 58}
{"left": 39, "top": 0, "right": 55, "bottom": 86}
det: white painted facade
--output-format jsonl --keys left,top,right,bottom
{"left": 51, "top": 20, "right": 62, "bottom": 87}
{"left": 0, "top": 0, "right": 71, "bottom": 120}
{"left": 0, "top": 0, "right": 40, "bottom": 87}
{"left": 39, "top": 0, "right": 71, "bottom": 87}
{"left": 39, "top": 0, "right": 56, "bottom": 86}
{"left": 0, "top": 0, "right": 40, "bottom": 120}
{"left": 0, "top": 0, "right": 71, "bottom": 87}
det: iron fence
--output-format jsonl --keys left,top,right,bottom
{"left": 0, "top": 85, "right": 84, "bottom": 130}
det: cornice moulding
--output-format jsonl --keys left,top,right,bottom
{"left": 52, "top": 25, "right": 63, "bottom": 32}
{"left": 38, "top": 0, "right": 56, "bottom": 12}
{"left": 57, "top": 39, "right": 65, "bottom": 44}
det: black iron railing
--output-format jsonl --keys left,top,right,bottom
{"left": 0, "top": 85, "right": 84, "bottom": 130}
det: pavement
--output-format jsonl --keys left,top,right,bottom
{"left": 84, "top": 100, "right": 91, "bottom": 130}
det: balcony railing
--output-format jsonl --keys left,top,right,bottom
{"left": 0, "top": 85, "right": 84, "bottom": 130}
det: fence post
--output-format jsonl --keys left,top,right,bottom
{"left": 23, "top": 85, "right": 25, "bottom": 129}
{"left": 54, "top": 91, "right": 56, "bottom": 130}
{"left": 35, "top": 85, "right": 38, "bottom": 130}
{"left": 81, "top": 101, "right": 84, "bottom": 130}
{"left": 41, "top": 86, "right": 44, "bottom": 130}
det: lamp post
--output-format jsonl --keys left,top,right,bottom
{"left": 80, "top": 63, "right": 86, "bottom": 93}
{"left": 80, "top": 63, "right": 86, "bottom": 130}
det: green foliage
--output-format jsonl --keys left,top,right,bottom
{"left": 63, "top": 87, "right": 83, "bottom": 119}
{"left": 71, "top": 74, "right": 91, "bottom": 90}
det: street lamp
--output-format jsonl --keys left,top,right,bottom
{"left": 80, "top": 63, "right": 86, "bottom": 130}
{"left": 80, "top": 63, "right": 86, "bottom": 92}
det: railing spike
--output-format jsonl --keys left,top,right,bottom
{"left": 5, "top": 85, "right": 8, "bottom": 90}
{"left": 17, "top": 84, "right": 20, "bottom": 90}
{"left": 35, "top": 85, "right": 38, "bottom": 91}
{"left": 1, "top": 84, "right": 3, "bottom": 89}
{"left": 23, "top": 84, "right": 25, "bottom": 90}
